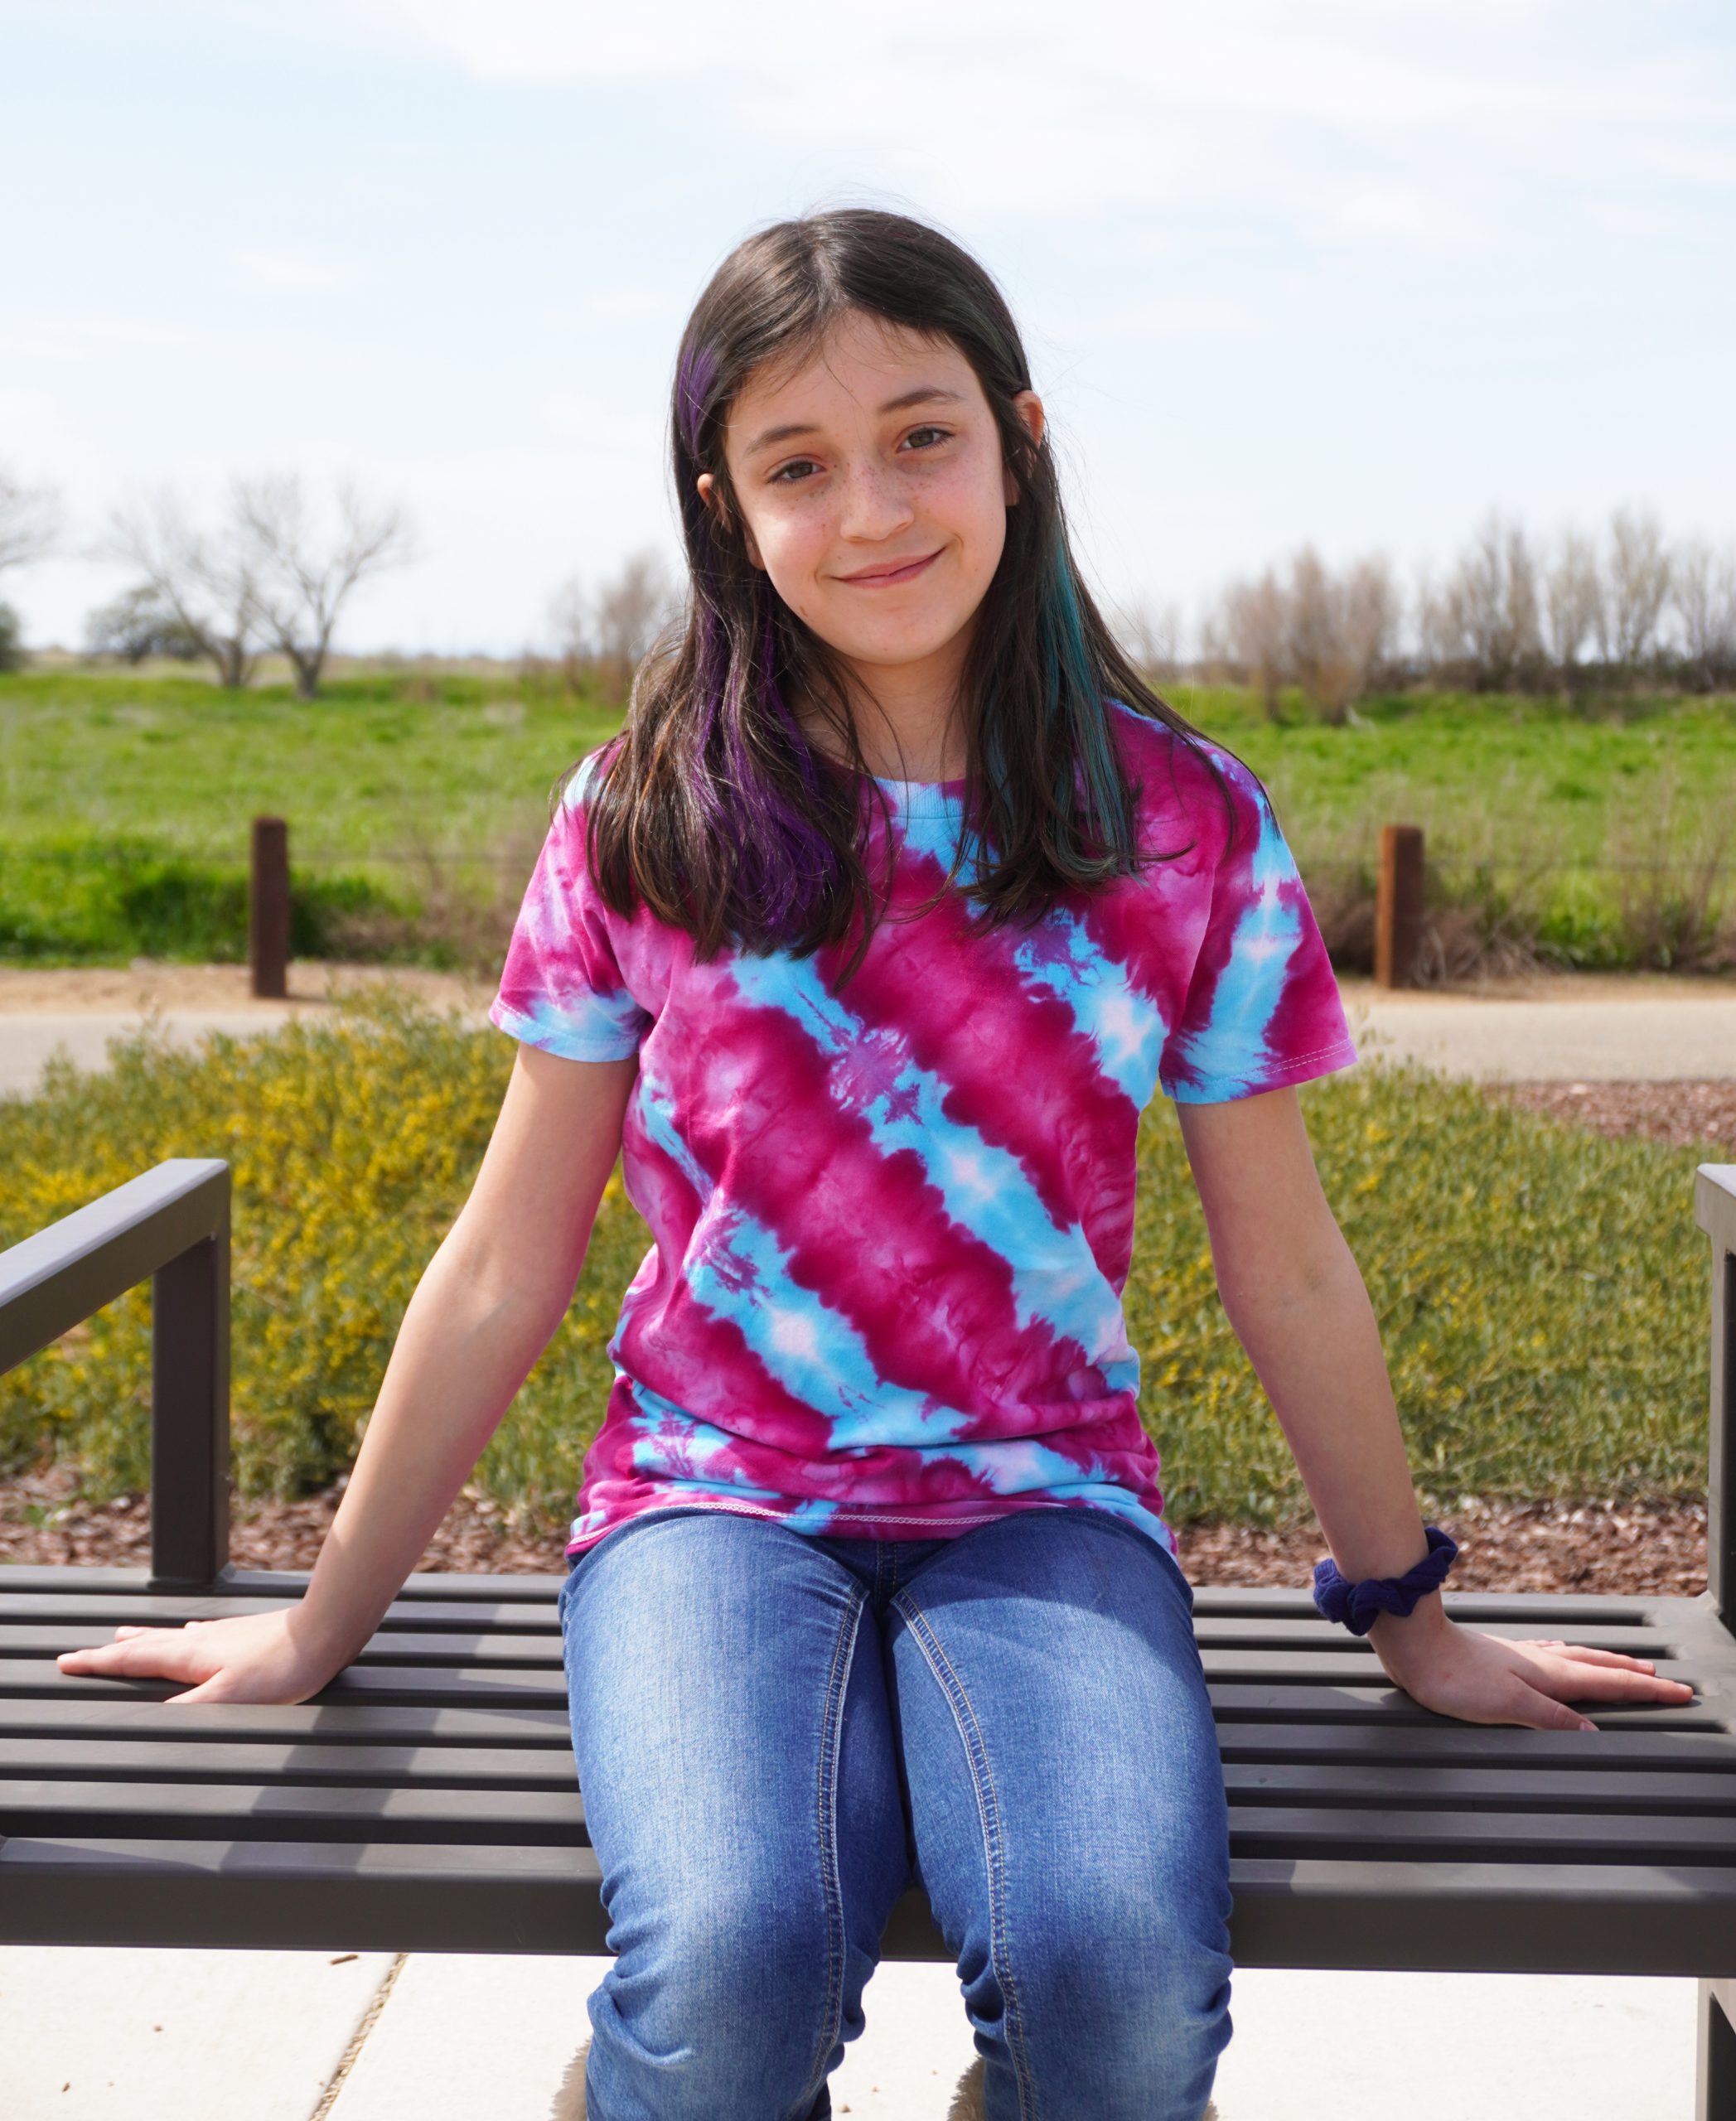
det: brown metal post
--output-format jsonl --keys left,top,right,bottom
{"left": 249, "top": 815, "right": 290, "bottom": 1000}
{"left": 1695, "top": 1166, "right": 1736, "bottom": 1633}
{"left": 1375, "top": 824, "right": 1424, "bottom": 989}
{"left": 149, "top": 1181, "right": 231, "bottom": 1591}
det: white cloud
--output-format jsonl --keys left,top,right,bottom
{"left": 228, "top": 244, "right": 365, "bottom": 295}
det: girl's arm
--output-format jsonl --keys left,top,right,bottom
{"left": 1175, "top": 1086, "right": 1695, "bottom": 1731}
{"left": 56, "top": 1043, "right": 639, "bottom": 1705}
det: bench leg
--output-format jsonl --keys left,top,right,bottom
{"left": 1699, "top": 1980, "right": 1736, "bottom": 2120}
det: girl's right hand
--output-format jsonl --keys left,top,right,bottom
{"left": 55, "top": 1606, "right": 339, "bottom": 1706}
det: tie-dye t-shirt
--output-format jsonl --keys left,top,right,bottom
{"left": 490, "top": 698, "right": 1358, "bottom": 1563}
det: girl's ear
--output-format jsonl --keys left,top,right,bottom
{"left": 1003, "top": 390, "right": 1046, "bottom": 506}
{"left": 696, "top": 471, "right": 765, "bottom": 570}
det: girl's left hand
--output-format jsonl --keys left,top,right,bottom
{"left": 1371, "top": 1609, "right": 1697, "bottom": 1731}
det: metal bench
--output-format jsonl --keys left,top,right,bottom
{"left": 4, "top": 1157, "right": 1736, "bottom": 2113}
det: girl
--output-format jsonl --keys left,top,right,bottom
{"left": 58, "top": 209, "right": 1691, "bottom": 2121}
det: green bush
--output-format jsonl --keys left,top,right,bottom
{"left": 0, "top": 996, "right": 1714, "bottom": 1535}
{"left": 0, "top": 837, "right": 431, "bottom": 964}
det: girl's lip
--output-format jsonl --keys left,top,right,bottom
{"left": 838, "top": 549, "right": 942, "bottom": 587}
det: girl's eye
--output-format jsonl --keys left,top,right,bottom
{"left": 769, "top": 459, "right": 820, "bottom": 485}
{"left": 903, "top": 426, "right": 950, "bottom": 452}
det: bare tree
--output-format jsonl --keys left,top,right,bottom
{"left": 1217, "top": 568, "right": 1289, "bottom": 718}
{"left": 1541, "top": 527, "right": 1603, "bottom": 693}
{"left": 1342, "top": 553, "right": 1402, "bottom": 694}
{"left": 1601, "top": 505, "right": 1672, "bottom": 669}
{"left": 1285, "top": 547, "right": 1360, "bottom": 722}
{"left": 1416, "top": 513, "right": 1544, "bottom": 690}
{"left": 549, "top": 549, "right": 679, "bottom": 703}
{"left": 1115, "top": 596, "right": 1184, "bottom": 684}
{"left": 235, "top": 473, "right": 413, "bottom": 700}
{"left": 0, "top": 462, "right": 61, "bottom": 573}
{"left": 100, "top": 486, "right": 264, "bottom": 688}
{"left": 1671, "top": 536, "right": 1736, "bottom": 690}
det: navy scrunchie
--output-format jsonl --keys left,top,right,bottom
{"left": 1313, "top": 1524, "right": 1459, "bottom": 1635}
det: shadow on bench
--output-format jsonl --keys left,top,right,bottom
{"left": 3, "top": 1158, "right": 1736, "bottom": 2113}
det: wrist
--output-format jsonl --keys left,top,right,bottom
{"left": 1313, "top": 1523, "right": 1459, "bottom": 1637}
{"left": 1368, "top": 1589, "right": 1453, "bottom": 1662}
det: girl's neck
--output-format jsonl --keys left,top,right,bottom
{"left": 802, "top": 637, "right": 971, "bottom": 784}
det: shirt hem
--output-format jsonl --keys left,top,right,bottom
{"left": 563, "top": 1491, "right": 1176, "bottom": 1559}
{"left": 1163, "top": 1036, "right": 1360, "bottom": 1104}
{"left": 488, "top": 997, "right": 642, "bottom": 1063}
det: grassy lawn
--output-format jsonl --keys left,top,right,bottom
{"left": 1176, "top": 683, "right": 1736, "bottom": 871}
{"left": 2, "top": 665, "right": 1731, "bottom": 968}
{"left": 0, "top": 993, "right": 1714, "bottom": 1529}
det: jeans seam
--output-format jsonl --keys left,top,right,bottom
{"left": 804, "top": 1582, "right": 866, "bottom": 2108}
{"left": 892, "top": 1589, "right": 1037, "bottom": 2121}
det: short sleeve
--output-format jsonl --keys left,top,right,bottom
{"left": 489, "top": 756, "right": 651, "bottom": 1063}
{"left": 1158, "top": 754, "right": 1358, "bottom": 1104}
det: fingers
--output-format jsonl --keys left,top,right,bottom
{"left": 1501, "top": 1679, "right": 1598, "bottom": 1734}
{"left": 1537, "top": 1645, "right": 1666, "bottom": 1674}
{"left": 56, "top": 1628, "right": 211, "bottom": 1683}
{"left": 1511, "top": 1640, "right": 1697, "bottom": 1702}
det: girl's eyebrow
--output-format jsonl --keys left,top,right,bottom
{"left": 740, "top": 384, "right": 966, "bottom": 461}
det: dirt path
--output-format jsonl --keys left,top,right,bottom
{"left": 2, "top": 960, "right": 1727, "bottom": 1014}
{"left": 0, "top": 961, "right": 493, "bottom": 1014}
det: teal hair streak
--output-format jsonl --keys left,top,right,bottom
{"left": 1042, "top": 541, "right": 1129, "bottom": 872}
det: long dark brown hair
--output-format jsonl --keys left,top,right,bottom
{"left": 575, "top": 206, "right": 1236, "bottom": 979}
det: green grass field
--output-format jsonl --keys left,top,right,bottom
{"left": 2, "top": 665, "right": 1731, "bottom": 969}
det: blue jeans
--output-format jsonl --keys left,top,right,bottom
{"left": 558, "top": 1504, "right": 1234, "bottom": 2121}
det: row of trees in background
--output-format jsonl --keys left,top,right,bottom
{"left": 0, "top": 462, "right": 412, "bottom": 696}
{"left": 1192, "top": 506, "right": 1736, "bottom": 720}
{"left": 5, "top": 458, "right": 1735, "bottom": 713}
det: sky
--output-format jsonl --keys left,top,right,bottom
{"left": 2, "top": 0, "right": 1732, "bottom": 656}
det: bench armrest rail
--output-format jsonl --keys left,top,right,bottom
{"left": 0, "top": 1160, "right": 231, "bottom": 1592}
{"left": 1697, "top": 1164, "right": 1736, "bottom": 1635}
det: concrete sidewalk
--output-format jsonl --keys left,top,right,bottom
{"left": 2, "top": 976, "right": 1734, "bottom": 1099}
{"left": 0, "top": 1946, "right": 1698, "bottom": 2119}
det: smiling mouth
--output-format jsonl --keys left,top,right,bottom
{"left": 839, "top": 550, "right": 942, "bottom": 587}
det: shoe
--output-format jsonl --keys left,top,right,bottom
{"left": 559, "top": 2032, "right": 1214, "bottom": 2119}
{"left": 947, "top": 2057, "right": 1217, "bottom": 2118}
{"left": 551, "top": 2036, "right": 588, "bottom": 2119}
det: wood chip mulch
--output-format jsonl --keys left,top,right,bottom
{"left": 0, "top": 1463, "right": 1709, "bottom": 1598}
{"left": 1485, "top": 1078, "right": 1736, "bottom": 1157}
{"left": 1, "top": 1076, "right": 1724, "bottom": 1597}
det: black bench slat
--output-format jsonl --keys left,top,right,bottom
{"left": 0, "top": 1566, "right": 1672, "bottom": 1625}
{"left": 9, "top": 1663, "right": 1728, "bottom": 1737}
{"left": 0, "top": 1777, "right": 590, "bottom": 1841}
{"left": 8, "top": 1747, "right": 1735, "bottom": 1817}
{"left": 0, "top": 1566, "right": 573, "bottom": 1601}
{"left": 1225, "top": 1804, "right": 1736, "bottom": 1865}
{"left": 1191, "top": 1588, "right": 1661, "bottom": 1627}
{"left": 1218, "top": 1721, "right": 1736, "bottom": 1767}
{"left": 0, "top": 1597, "right": 1684, "bottom": 1660}
{"left": 1206, "top": 1681, "right": 1729, "bottom": 1727}
{"left": 6, "top": 1834, "right": 1736, "bottom": 1976}
{"left": 9, "top": 1773, "right": 1736, "bottom": 1853}
{"left": 0, "top": 1696, "right": 573, "bottom": 1742}
{"left": 1223, "top": 1763, "right": 1736, "bottom": 1814}
{"left": 0, "top": 1737, "right": 588, "bottom": 1783}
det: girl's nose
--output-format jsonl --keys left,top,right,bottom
{"left": 836, "top": 460, "right": 916, "bottom": 543}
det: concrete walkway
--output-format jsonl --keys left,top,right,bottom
{"left": 0, "top": 1946, "right": 1698, "bottom": 2119}
{"left": 2, "top": 974, "right": 1734, "bottom": 1099}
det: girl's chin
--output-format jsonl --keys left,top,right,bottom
{"left": 816, "top": 613, "right": 976, "bottom": 668}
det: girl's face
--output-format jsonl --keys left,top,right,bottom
{"left": 699, "top": 309, "right": 1044, "bottom": 690}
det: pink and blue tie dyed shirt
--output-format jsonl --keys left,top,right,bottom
{"left": 491, "top": 698, "right": 1358, "bottom": 1563}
